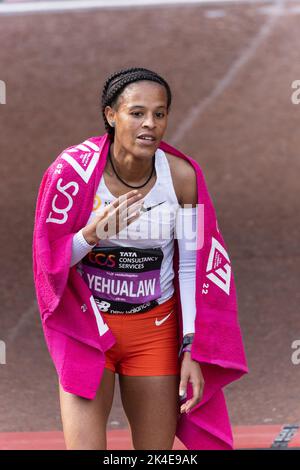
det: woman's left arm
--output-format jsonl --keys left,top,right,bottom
{"left": 175, "top": 160, "right": 205, "bottom": 414}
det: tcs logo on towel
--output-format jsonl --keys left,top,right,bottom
{"left": 46, "top": 140, "right": 100, "bottom": 225}
{"left": 46, "top": 177, "right": 79, "bottom": 225}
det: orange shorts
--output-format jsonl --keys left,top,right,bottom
{"left": 102, "top": 294, "right": 180, "bottom": 376}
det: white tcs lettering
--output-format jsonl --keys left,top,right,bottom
{"left": 46, "top": 178, "right": 79, "bottom": 224}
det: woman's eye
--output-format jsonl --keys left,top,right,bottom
{"left": 131, "top": 112, "right": 165, "bottom": 118}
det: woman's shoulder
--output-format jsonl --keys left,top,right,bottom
{"left": 164, "top": 151, "right": 197, "bottom": 206}
{"left": 46, "top": 137, "right": 102, "bottom": 182}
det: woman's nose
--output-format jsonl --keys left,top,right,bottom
{"left": 143, "top": 115, "right": 155, "bottom": 127}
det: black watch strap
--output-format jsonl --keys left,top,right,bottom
{"left": 178, "top": 334, "right": 195, "bottom": 358}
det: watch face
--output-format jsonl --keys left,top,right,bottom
{"left": 184, "top": 336, "right": 193, "bottom": 345}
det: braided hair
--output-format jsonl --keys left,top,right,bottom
{"left": 101, "top": 67, "right": 172, "bottom": 140}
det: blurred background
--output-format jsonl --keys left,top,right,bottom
{"left": 0, "top": 0, "right": 300, "bottom": 449}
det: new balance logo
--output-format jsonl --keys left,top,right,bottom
{"left": 155, "top": 309, "right": 173, "bottom": 326}
{"left": 206, "top": 237, "right": 231, "bottom": 295}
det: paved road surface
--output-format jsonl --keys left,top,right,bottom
{"left": 0, "top": 0, "right": 299, "bottom": 443}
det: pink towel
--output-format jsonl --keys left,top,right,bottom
{"left": 32, "top": 133, "right": 248, "bottom": 449}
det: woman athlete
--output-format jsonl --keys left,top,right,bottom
{"left": 58, "top": 67, "right": 204, "bottom": 450}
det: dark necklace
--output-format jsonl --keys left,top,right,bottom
{"left": 108, "top": 147, "right": 155, "bottom": 189}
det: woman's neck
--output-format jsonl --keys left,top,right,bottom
{"left": 109, "top": 142, "right": 155, "bottom": 184}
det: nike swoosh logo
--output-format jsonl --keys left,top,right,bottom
{"left": 141, "top": 201, "right": 166, "bottom": 212}
{"left": 155, "top": 309, "right": 174, "bottom": 326}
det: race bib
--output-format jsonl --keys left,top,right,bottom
{"left": 80, "top": 246, "right": 164, "bottom": 314}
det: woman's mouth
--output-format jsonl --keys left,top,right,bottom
{"left": 137, "top": 136, "right": 156, "bottom": 145}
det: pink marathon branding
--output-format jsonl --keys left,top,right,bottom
{"left": 79, "top": 246, "right": 164, "bottom": 314}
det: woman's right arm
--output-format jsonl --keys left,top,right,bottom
{"left": 70, "top": 226, "right": 97, "bottom": 267}
{"left": 70, "top": 190, "right": 145, "bottom": 267}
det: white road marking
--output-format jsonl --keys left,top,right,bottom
{"left": 170, "top": 0, "right": 285, "bottom": 146}
{"left": 205, "top": 9, "right": 226, "bottom": 18}
{"left": 260, "top": 4, "right": 300, "bottom": 15}
{"left": 0, "top": 0, "right": 280, "bottom": 16}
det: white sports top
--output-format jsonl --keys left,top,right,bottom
{"left": 77, "top": 148, "right": 181, "bottom": 315}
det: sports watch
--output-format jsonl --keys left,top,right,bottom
{"left": 178, "top": 334, "right": 195, "bottom": 358}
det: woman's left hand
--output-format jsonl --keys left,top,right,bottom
{"left": 179, "top": 352, "right": 205, "bottom": 414}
